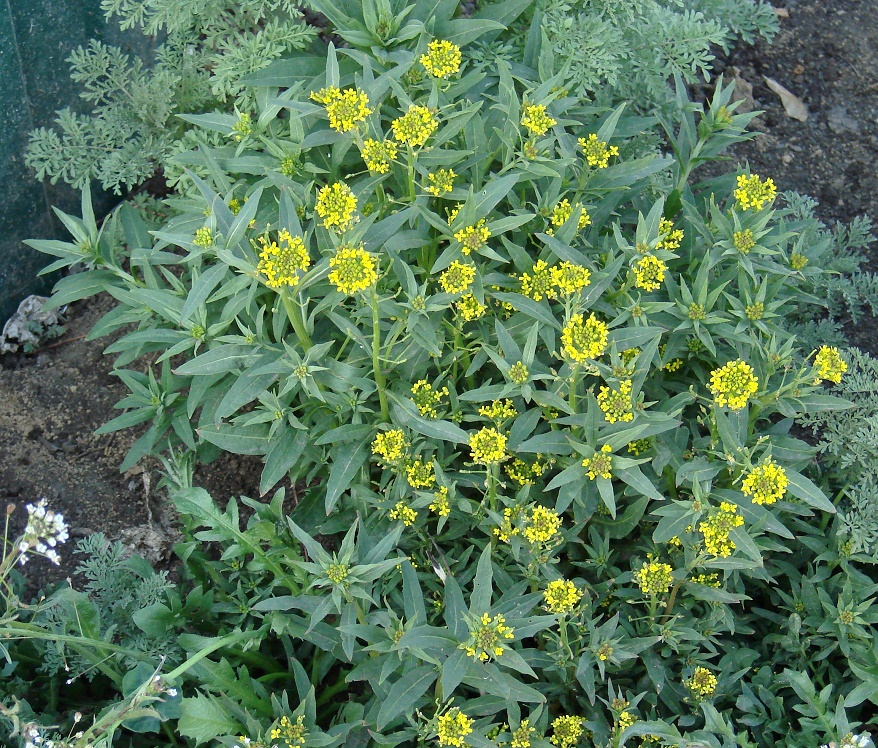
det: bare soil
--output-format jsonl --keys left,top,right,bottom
{"left": 3, "top": 0, "right": 877, "bottom": 591}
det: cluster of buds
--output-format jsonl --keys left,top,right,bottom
{"left": 17, "top": 499, "right": 69, "bottom": 565}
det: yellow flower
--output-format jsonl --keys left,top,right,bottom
{"left": 550, "top": 716, "right": 584, "bottom": 748}
{"left": 462, "top": 612, "right": 514, "bottom": 661}
{"left": 745, "top": 302, "right": 764, "bottom": 321}
{"left": 271, "top": 715, "right": 307, "bottom": 746}
{"left": 741, "top": 458, "right": 788, "bottom": 505}
{"left": 454, "top": 220, "right": 491, "bottom": 255}
{"left": 634, "top": 560, "right": 674, "bottom": 596}
{"left": 457, "top": 294, "right": 487, "bottom": 321}
{"left": 316, "top": 182, "right": 358, "bottom": 232}
{"left": 511, "top": 720, "right": 536, "bottom": 748}
{"left": 616, "top": 712, "right": 637, "bottom": 731}
{"left": 439, "top": 261, "right": 476, "bottom": 294}
{"left": 685, "top": 667, "right": 718, "bottom": 698}
{"left": 708, "top": 359, "right": 758, "bottom": 410}
{"left": 372, "top": 429, "right": 407, "bottom": 462}
{"left": 320, "top": 87, "right": 372, "bottom": 133}
{"left": 733, "top": 229, "right": 755, "bottom": 253}
{"left": 391, "top": 104, "right": 438, "bottom": 147}
{"left": 552, "top": 262, "right": 591, "bottom": 295}
{"left": 734, "top": 173, "right": 777, "bottom": 211}
{"left": 426, "top": 168, "right": 456, "bottom": 196}
{"left": 256, "top": 230, "right": 310, "bottom": 289}
{"left": 578, "top": 132, "right": 619, "bottom": 168}
{"left": 790, "top": 252, "right": 809, "bottom": 270}
{"left": 814, "top": 346, "right": 847, "bottom": 383}
{"left": 228, "top": 198, "right": 243, "bottom": 215}
{"left": 469, "top": 427, "right": 507, "bottom": 464}
{"left": 420, "top": 39, "right": 462, "bottom": 79}
{"left": 328, "top": 245, "right": 378, "bottom": 295}
{"left": 362, "top": 138, "right": 398, "bottom": 173}
{"left": 231, "top": 112, "right": 253, "bottom": 141}
{"left": 544, "top": 579, "right": 582, "bottom": 614}
{"left": 412, "top": 380, "right": 448, "bottom": 418}
{"left": 522, "top": 505, "right": 561, "bottom": 544}
{"left": 406, "top": 458, "right": 436, "bottom": 488}
{"left": 478, "top": 399, "right": 517, "bottom": 421}
{"left": 598, "top": 379, "right": 634, "bottom": 423}
{"left": 627, "top": 438, "right": 651, "bottom": 456}
{"left": 437, "top": 708, "right": 474, "bottom": 747}
{"left": 519, "top": 259, "right": 557, "bottom": 301}
{"left": 521, "top": 102, "right": 556, "bottom": 136}
{"left": 561, "top": 313, "right": 609, "bottom": 363}
{"left": 656, "top": 217, "right": 684, "bottom": 250}
{"left": 389, "top": 501, "right": 417, "bottom": 526}
{"left": 193, "top": 226, "right": 213, "bottom": 247}
{"left": 549, "top": 199, "right": 591, "bottom": 231}
{"left": 508, "top": 361, "right": 529, "bottom": 385}
{"left": 582, "top": 444, "right": 613, "bottom": 480}
{"left": 326, "top": 562, "right": 349, "bottom": 585}
{"left": 633, "top": 255, "right": 667, "bottom": 291}
{"left": 430, "top": 486, "right": 451, "bottom": 516}
{"left": 698, "top": 502, "right": 744, "bottom": 557}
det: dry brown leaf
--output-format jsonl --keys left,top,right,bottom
{"left": 763, "top": 76, "right": 809, "bottom": 121}
{"left": 775, "top": 7, "right": 790, "bottom": 18}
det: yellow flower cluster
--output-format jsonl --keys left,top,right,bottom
{"left": 511, "top": 720, "right": 536, "bottom": 748}
{"left": 634, "top": 560, "right": 674, "bottom": 596}
{"left": 633, "top": 255, "right": 667, "bottom": 291}
{"left": 521, "top": 261, "right": 591, "bottom": 301}
{"left": 734, "top": 173, "right": 777, "bottom": 211}
{"left": 561, "top": 313, "right": 609, "bottom": 363}
{"left": 616, "top": 712, "right": 637, "bottom": 731}
{"left": 420, "top": 39, "right": 462, "bottom": 79}
{"left": 389, "top": 501, "right": 417, "bottom": 526}
{"left": 326, "top": 562, "right": 349, "bottom": 585}
{"left": 814, "top": 346, "right": 847, "bottom": 383}
{"left": 685, "top": 667, "right": 718, "bottom": 698}
{"left": 463, "top": 612, "right": 514, "bottom": 661}
{"left": 406, "top": 457, "right": 436, "bottom": 488}
{"left": 508, "top": 361, "right": 530, "bottom": 385}
{"left": 439, "top": 261, "right": 476, "bottom": 294}
{"left": 430, "top": 486, "right": 451, "bottom": 516}
{"left": 578, "top": 133, "right": 619, "bottom": 168}
{"left": 194, "top": 226, "right": 213, "bottom": 247}
{"left": 493, "top": 507, "right": 521, "bottom": 542}
{"left": 391, "top": 105, "right": 438, "bottom": 147}
{"left": 231, "top": 112, "right": 253, "bottom": 141}
{"left": 698, "top": 501, "right": 744, "bottom": 557}
{"left": 479, "top": 399, "right": 517, "bottom": 421}
{"left": 411, "top": 380, "right": 448, "bottom": 417}
{"left": 256, "top": 230, "right": 310, "bottom": 289}
{"left": 328, "top": 245, "right": 377, "bottom": 295}
{"left": 550, "top": 716, "right": 584, "bottom": 748}
{"left": 457, "top": 294, "right": 487, "bottom": 321}
{"left": 454, "top": 219, "right": 491, "bottom": 254}
{"left": 598, "top": 379, "right": 634, "bottom": 423}
{"left": 372, "top": 429, "right": 407, "bottom": 462}
{"left": 741, "top": 458, "right": 788, "bottom": 505}
{"left": 709, "top": 359, "right": 759, "bottom": 410}
{"left": 790, "top": 252, "right": 809, "bottom": 270}
{"left": 271, "top": 715, "right": 307, "bottom": 747}
{"left": 522, "top": 505, "right": 562, "bottom": 543}
{"left": 506, "top": 456, "right": 549, "bottom": 486}
{"left": 521, "top": 103, "right": 556, "bottom": 136}
{"left": 362, "top": 138, "right": 398, "bottom": 173}
{"left": 316, "top": 182, "right": 358, "bottom": 232}
{"left": 437, "top": 708, "right": 474, "bottom": 747}
{"left": 627, "top": 438, "right": 651, "bottom": 456}
{"left": 544, "top": 579, "right": 583, "bottom": 614}
{"left": 582, "top": 444, "right": 613, "bottom": 480}
{"left": 733, "top": 229, "right": 755, "bottom": 253}
{"left": 469, "top": 427, "right": 507, "bottom": 464}
{"left": 656, "top": 217, "right": 684, "bottom": 250}
{"left": 228, "top": 198, "right": 243, "bottom": 215}
{"left": 553, "top": 262, "right": 592, "bottom": 295}
{"left": 427, "top": 168, "right": 456, "bottom": 196}
{"left": 549, "top": 199, "right": 591, "bottom": 231}
{"left": 692, "top": 573, "right": 721, "bottom": 587}
{"left": 745, "top": 302, "right": 764, "bottom": 321}
{"left": 311, "top": 87, "right": 372, "bottom": 133}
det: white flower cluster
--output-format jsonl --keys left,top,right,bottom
{"left": 24, "top": 724, "right": 56, "bottom": 748}
{"left": 18, "top": 499, "right": 68, "bottom": 566}
{"left": 822, "top": 733, "right": 873, "bottom": 748}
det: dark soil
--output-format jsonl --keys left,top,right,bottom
{"left": 3, "top": 0, "right": 878, "bottom": 592}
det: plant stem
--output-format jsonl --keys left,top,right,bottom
{"left": 371, "top": 286, "right": 390, "bottom": 422}
{"left": 281, "top": 288, "right": 312, "bottom": 351}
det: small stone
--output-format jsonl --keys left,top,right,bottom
{"left": 827, "top": 106, "right": 860, "bottom": 133}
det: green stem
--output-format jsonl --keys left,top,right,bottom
{"left": 370, "top": 287, "right": 390, "bottom": 423}
{"left": 568, "top": 365, "right": 581, "bottom": 415}
{"left": 660, "top": 582, "right": 682, "bottom": 625}
{"left": 406, "top": 145, "right": 416, "bottom": 203}
{"left": 281, "top": 288, "right": 312, "bottom": 351}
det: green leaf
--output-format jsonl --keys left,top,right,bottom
{"left": 325, "top": 438, "right": 370, "bottom": 513}
{"left": 786, "top": 469, "right": 836, "bottom": 513}
{"left": 45, "top": 270, "right": 120, "bottom": 309}
{"left": 178, "top": 694, "right": 241, "bottom": 745}
{"left": 197, "top": 423, "right": 269, "bottom": 455}
{"left": 376, "top": 666, "right": 437, "bottom": 729}
{"left": 492, "top": 293, "right": 561, "bottom": 330}
{"left": 175, "top": 345, "right": 255, "bottom": 376}
{"left": 261, "top": 429, "right": 309, "bottom": 495}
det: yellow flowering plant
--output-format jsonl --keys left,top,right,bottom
{"left": 22, "top": 13, "right": 878, "bottom": 748}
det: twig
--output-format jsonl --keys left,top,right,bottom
{"left": 34, "top": 334, "right": 86, "bottom": 353}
